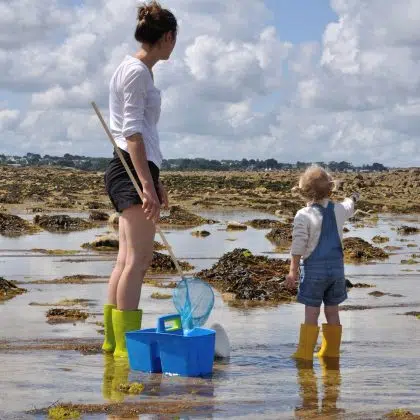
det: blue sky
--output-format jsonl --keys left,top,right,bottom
{"left": 1, "top": 0, "right": 419, "bottom": 166}
{"left": 265, "top": 0, "right": 337, "bottom": 43}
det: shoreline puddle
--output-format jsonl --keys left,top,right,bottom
{"left": 1, "top": 209, "right": 419, "bottom": 418}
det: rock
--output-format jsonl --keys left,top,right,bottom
{"left": 89, "top": 211, "right": 109, "bottom": 221}
{"left": 226, "top": 221, "right": 248, "bottom": 231}
{"left": 34, "top": 214, "right": 94, "bottom": 232}
{"left": 0, "top": 212, "right": 40, "bottom": 237}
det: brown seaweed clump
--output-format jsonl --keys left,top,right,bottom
{"left": 384, "top": 408, "right": 420, "bottom": 419}
{"left": 265, "top": 224, "right": 293, "bottom": 247}
{"left": 0, "top": 277, "right": 27, "bottom": 301}
{"left": 397, "top": 225, "right": 419, "bottom": 235}
{"left": 34, "top": 214, "right": 94, "bottom": 232}
{"left": 0, "top": 212, "right": 40, "bottom": 237}
{"left": 343, "top": 237, "right": 389, "bottom": 262}
{"left": 159, "top": 205, "right": 218, "bottom": 227}
{"left": 372, "top": 235, "right": 390, "bottom": 244}
{"left": 246, "top": 219, "right": 283, "bottom": 229}
{"left": 150, "top": 252, "right": 194, "bottom": 273}
{"left": 345, "top": 280, "right": 375, "bottom": 288}
{"left": 191, "top": 230, "right": 211, "bottom": 237}
{"left": 82, "top": 235, "right": 167, "bottom": 252}
{"left": 89, "top": 210, "right": 109, "bottom": 221}
{"left": 46, "top": 308, "right": 89, "bottom": 324}
{"left": 31, "top": 400, "right": 215, "bottom": 418}
{"left": 18, "top": 274, "right": 104, "bottom": 285}
{"left": 197, "top": 248, "right": 294, "bottom": 301}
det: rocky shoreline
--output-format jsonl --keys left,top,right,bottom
{"left": 1, "top": 166, "right": 419, "bottom": 215}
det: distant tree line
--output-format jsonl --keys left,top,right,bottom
{"left": 0, "top": 153, "right": 388, "bottom": 172}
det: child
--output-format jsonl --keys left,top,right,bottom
{"left": 285, "top": 165, "right": 360, "bottom": 361}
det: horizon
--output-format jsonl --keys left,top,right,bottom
{"left": 0, "top": 152, "right": 398, "bottom": 170}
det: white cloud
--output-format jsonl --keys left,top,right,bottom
{"left": 0, "top": 0, "right": 419, "bottom": 166}
{"left": 0, "top": 109, "right": 20, "bottom": 131}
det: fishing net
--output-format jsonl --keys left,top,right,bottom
{"left": 172, "top": 277, "right": 215, "bottom": 331}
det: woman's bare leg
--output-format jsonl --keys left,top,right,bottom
{"left": 106, "top": 216, "right": 127, "bottom": 305}
{"left": 117, "top": 204, "right": 156, "bottom": 310}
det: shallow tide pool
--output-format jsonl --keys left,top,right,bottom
{"left": 0, "top": 210, "right": 419, "bottom": 419}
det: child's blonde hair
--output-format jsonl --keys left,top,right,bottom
{"left": 293, "top": 165, "right": 337, "bottom": 202}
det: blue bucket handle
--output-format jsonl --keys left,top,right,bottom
{"left": 157, "top": 314, "right": 182, "bottom": 333}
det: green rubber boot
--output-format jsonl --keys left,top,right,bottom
{"left": 101, "top": 304, "right": 116, "bottom": 353}
{"left": 112, "top": 309, "right": 142, "bottom": 358}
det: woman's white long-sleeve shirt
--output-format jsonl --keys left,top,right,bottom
{"left": 290, "top": 198, "right": 355, "bottom": 260}
{"left": 109, "top": 55, "right": 163, "bottom": 168}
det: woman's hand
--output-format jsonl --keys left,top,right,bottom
{"left": 158, "top": 180, "right": 169, "bottom": 209}
{"left": 142, "top": 183, "right": 161, "bottom": 223}
{"left": 284, "top": 272, "right": 299, "bottom": 289}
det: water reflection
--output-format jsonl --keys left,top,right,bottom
{"left": 102, "top": 354, "right": 131, "bottom": 402}
{"left": 102, "top": 353, "right": 215, "bottom": 402}
{"left": 320, "top": 357, "right": 343, "bottom": 417}
{"left": 294, "top": 358, "right": 343, "bottom": 418}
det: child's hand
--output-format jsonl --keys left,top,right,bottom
{"left": 284, "top": 272, "right": 298, "bottom": 289}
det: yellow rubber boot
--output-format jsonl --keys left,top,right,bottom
{"left": 316, "top": 324, "right": 342, "bottom": 358}
{"left": 113, "top": 309, "right": 142, "bottom": 358}
{"left": 101, "top": 304, "right": 116, "bottom": 353}
{"left": 292, "top": 324, "right": 320, "bottom": 361}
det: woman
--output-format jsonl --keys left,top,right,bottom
{"left": 102, "top": 1, "right": 177, "bottom": 358}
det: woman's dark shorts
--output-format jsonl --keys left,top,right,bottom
{"left": 104, "top": 148, "right": 160, "bottom": 213}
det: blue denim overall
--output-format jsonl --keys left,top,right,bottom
{"left": 297, "top": 201, "right": 347, "bottom": 307}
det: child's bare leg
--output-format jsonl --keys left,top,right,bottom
{"left": 324, "top": 305, "right": 340, "bottom": 325}
{"left": 305, "top": 306, "right": 320, "bottom": 325}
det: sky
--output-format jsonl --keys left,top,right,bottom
{"left": 0, "top": 0, "right": 419, "bottom": 167}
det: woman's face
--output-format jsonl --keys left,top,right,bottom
{"left": 159, "top": 31, "right": 177, "bottom": 60}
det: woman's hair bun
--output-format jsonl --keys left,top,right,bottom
{"left": 135, "top": 1, "right": 177, "bottom": 45}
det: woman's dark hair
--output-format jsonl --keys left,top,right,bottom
{"left": 135, "top": 1, "right": 177, "bottom": 45}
